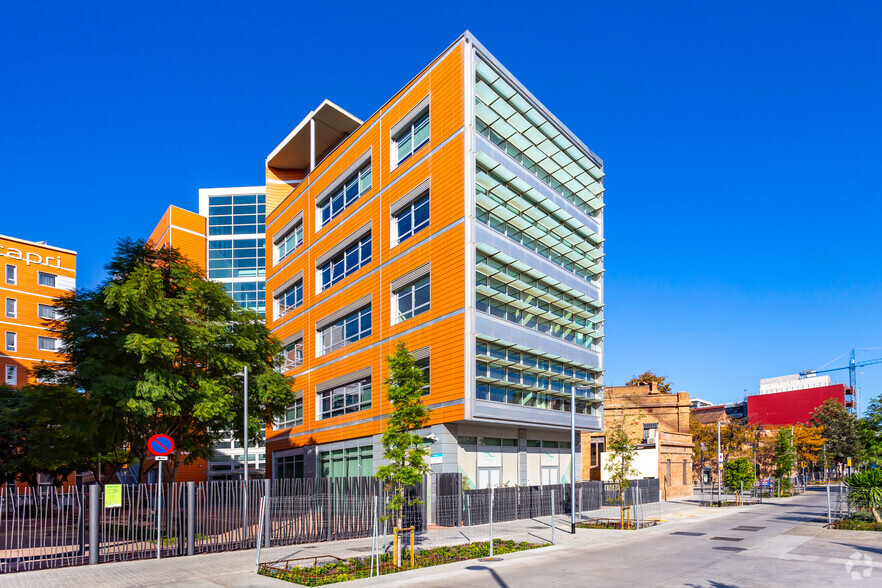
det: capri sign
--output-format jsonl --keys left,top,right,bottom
{"left": 0, "top": 245, "right": 65, "bottom": 268}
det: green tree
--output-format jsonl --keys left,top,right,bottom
{"left": 844, "top": 469, "right": 882, "bottom": 523}
{"left": 375, "top": 342, "right": 431, "bottom": 565}
{"left": 773, "top": 428, "right": 795, "bottom": 491}
{"left": 44, "top": 238, "right": 294, "bottom": 484}
{"left": 808, "top": 399, "right": 863, "bottom": 466}
{"left": 603, "top": 419, "right": 639, "bottom": 504}
{"left": 723, "top": 457, "right": 755, "bottom": 490}
{"left": 625, "top": 371, "right": 672, "bottom": 393}
{"left": 859, "top": 394, "right": 882, "bottom": 467}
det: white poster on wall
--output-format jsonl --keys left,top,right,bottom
{"left": 541, "top": 452, "right": 559, "bottom": 466}
{"left": 477, "top": 451, "right": 502, "bottom": 467}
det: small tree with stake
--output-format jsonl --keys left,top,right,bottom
{"left": 603, "top": 419, "right": 639, "bottom": 527}
{"left": 375, "top": 342, "right": 431, "bottom": 566}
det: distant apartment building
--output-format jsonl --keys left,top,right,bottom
{"left": 264, "top": 32, "right": 605, "bottom": 489}
{"left": 1, "top": 235, "right": 76, "bottom": 388}
{"left": 149, "top": 187, "right": 268, "bottom": 480}
{"left": 747, "top": 383, "right": 852, "bottom": 426}
{"left": 758, "top": 373, "right": 831, "bottom": 395}
{"left": 583, "top": 382, "right": 693, "bottom": 500}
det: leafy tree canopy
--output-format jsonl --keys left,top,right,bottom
{"left": 626, "top": 371, "right": 672, "bottom": 393}
{"left": 859, "top": 393, "right": 882, "bottom": 467}
{"left": 43, "top": 238, "right": 294, "bottom": 484}
{"left": 723, "top": 457, "right": 755, "bottom": 490}
{"left": 808, "top": 399, "right": 863, "bottom": 465}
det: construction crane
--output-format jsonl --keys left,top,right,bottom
{"left": 800, "top": 348, "right": 882, "bottom": 416}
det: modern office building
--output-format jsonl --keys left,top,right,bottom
{"left": 1, "top": 235, "right": 76, "bottom": 389}
{"left": 264, "top": 32, "right": 605, "bottom": 489}
{"left": 149, "top": 187, "right": 268, "bottom": 480}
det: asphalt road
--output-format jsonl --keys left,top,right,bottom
{"left": 356, "top": 488, "right": 881, "bottom": 587}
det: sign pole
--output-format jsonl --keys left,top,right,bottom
{"left": 157, "top": 460, "right": 162, "bottom": 560}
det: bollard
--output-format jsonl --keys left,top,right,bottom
{"left": 551, "top": 489, "right": 556, "bottom": 544}
{"left": 263, "top": 479, "right": 272, "bottom": 549}
{"left": 88, "top": 484, "right": 99, "bottom": 565}
{"left": 371, "top": 496, "right": 378, "bottom": 577}
{"left": 410, "top": 527, "right": 415, "bottom": 568}
{"left": 467, "top": 494, "right": 472, "bottom": 543}
{"left": 826, "top": 479, "right": 831, "bottom": 525}
{"left": 187, "top": 482, "right": 196, "bottom": 556}
{"left": 635, "top": 484, "right": 641, "bottom": 529}
{"left": 740, "top": 481, "right": 743, "bottom": 506}
{"left": 489, "top": 487, "right": 495, "bottom": 558}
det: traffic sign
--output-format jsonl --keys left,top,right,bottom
{"left": 148, "top": 434, "right": 175, "bottom": 457}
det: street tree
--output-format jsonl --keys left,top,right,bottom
{"left": 625, "top": 371, "right": 672, "bottom": 393}
{"left": 773, "top": 428, "right": 795, "bottom": 491}
{"left": 808, "top": 399, "right": 863, "bottom": 466}
{"left": 723, "top": 457, "right": 755, "bottom": 491}
{"left": 375, "top": 342, "right": 431, "bottom": 565}
{"left": 604, "top": 419, "right": 639, "bottom": 505}
{"left": 45, "top": 238, "right": 295, "bottom": 484}
{"left": 859, "top": 393, "right": 882, "bottom": 466}
{"left": 793, "top": 424, "right": 825, "bottom": 467}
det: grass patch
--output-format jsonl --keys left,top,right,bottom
{"left": 832, "top": 510, "right": 882, "bottom": 531}
{"left": 260, "top": 539, "right": 548, "bottom": 586}
{"left": 576, "top": 518, "right": 657, "bottom": 530}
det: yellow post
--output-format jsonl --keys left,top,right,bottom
{"left": 409, "top": 527, "right": 415, "bottom": 568}
{"left": 621, "top": 505, "right": 624, "bottom": 529}
{"left": 393, "top": 528, "right": 399, "bottom": 568}
{"left": 627, "top": 506, "right": 631, "bottom": 530}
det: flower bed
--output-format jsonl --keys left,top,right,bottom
{"left": 259, "top": 540, "right": 548, "bottom": 586}
{"left": 575, "top": 518, "right": 657, "bottom": 530}
{"left": 832, "top": 511, "right": 882, "bottom": 531}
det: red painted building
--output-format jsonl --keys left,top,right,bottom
{"left": 746, "top": 384, "right": 853, "bottom": 427}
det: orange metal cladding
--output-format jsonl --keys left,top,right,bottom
{"left": 0, "top": 235, "right": 76, "bottom": 388}
{"left": 264, "top": 42, "right": 467, "bottom": 470}
{"left": 148, "top": 205, "right": 208, "bottom": 270}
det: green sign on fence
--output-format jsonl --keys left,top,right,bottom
{"left": 105, "top": 484, "right": 122, "bottom": 508}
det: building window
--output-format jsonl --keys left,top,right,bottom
{"left": 37, "top": 304, "right": 56, "bottom": 320}
{"left": 5, "top": 265, "right": 15, "bottom": 285}
{"left": 208, "top": 239, "right": 265, "bottom": 280}
{"left": 275, "top": 281, "right": 303, "bottom": 318}
{"left": 318, "top": 164, "right": 372, "bottom": 229}
{"left": 222, "top": 281, "right": 265, "bottom": 315}
{"left": 275, "top": 222, "right": 303, "bottom": 263}
{"left": 275, "top": 454, "right": 304, "bottom": 479}
{"left": 5, "top": 298, "right": 15, "bottom": 319}
{"left": 318, "top": 234, "right": 371, "bottom": 291}
{"left": 275, "top": 397, "right": 303, "bottom": 430}
{"left": 666, "top": 459, "right": 672, "bottom": 483}
{"left": 318, "top": 377, "right": 371, "bottom": 420}
{"left": 393, "top": 108, "right": 429, "bottom": 166}
{"left": 393, "top": 193, "right": 430, "bottom": 245}
{"left": 38, "top": 272, "right": 56, "bottom": 288}
{"left": 394, "top": 276, "right": 430, "bottom": 323}
{"left": 417, "top": 357, "right": 430, "bottom": 396}
{"left": 318, "top": 306, "right": 371, "bottom": 356}
{"left": 280, "top": 339, "right": 303, "bottom": 371}
{"left": 38, "top": 337, "right": 57, "bottom": 351}
{"left": 207, "top": 193, "right": 266, "bottom": 236}
{"left": 4, "top": 365, "right": 16, "bottom": 386}
{"left": 320, "top": 446, "right": 373, "bottom": 478}
{"left": 5, "top": 332, "right": 16, "bottom": 352}
{"left": 642, "top": 423, "right": 658, "bottom": 445}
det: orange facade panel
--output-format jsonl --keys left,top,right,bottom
{"left": 148, "top": 206, "right": 207, "bottom": 271}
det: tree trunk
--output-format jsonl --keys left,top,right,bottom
{"left": 167, "top": 452, "right": 181, "bottom": 485}
{"left": 872, "top": 507, "right": 881, "bottom": 524}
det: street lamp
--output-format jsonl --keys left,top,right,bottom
{"left": 717, "top": 421, "right": 728, "bottom": 506}
{"left": 753, "top": 425, "right": 763, "bottom": 491}
{"left": 236, "top": 365, "right": 250, "bottom": 539}
{"left": 700, "top": 442, "right": 707, "bottom": 497}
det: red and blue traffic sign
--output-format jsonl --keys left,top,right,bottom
{"left": 147, "top": 434, "right": 175, "bottom": 457}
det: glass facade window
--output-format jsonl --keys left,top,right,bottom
{"left": 394, "top": 276, "right": 430, "bottom": 323}
{"left": 208, "top": 239, "right": 266, "bottom": 280}
{"left": 37, "top": 337, "right": 57, "bottom": 351}
{"left": 207, "top": 193, "right": 266, "bottom": 236}
{"left": 476, "top": 294, "right": 597, "bottom": 349}
{"left": 475, "top": 383, "right": 595, "bottom": 415}
{"left": 320, "top": 446, "right": 373, "bottom": 478}
{"left": 222, "top": 281, "right": 265, "bottom": 314}
{"left": 5, "top": 332, "right": 16, "bottom": 352}
{"left": 394, "top": 109, "right": 430, "bottom": 165}
{"left": 417, "top": 357, "right": 430, "bottom": 396}
{"left": 4, "top": 365, "right": 15, "bottom": 386}
{"left": 276, "top": 281, "right": 303, "bottom": 317}
{"left": 318, "top": 377, "right": 371, "bottom": 420}
{"left": 393, "top": 193, "right": 430, "bottom": 244}
{"left": 275, "top": 454, "right": 304, "bottom": 479}
{"left": 276, "top": 223, "right": 303, "bottom": 263}
{"left": 5, "top": 265, "right": 15, "bottom": 285}
{"left": 318, "top": 164, "right": 372, "bottom": 228}
{"left": 318, "top": 234, "right": 371, "bottom": 291}
{"left": 280, "top": 339, "right": 303, "bottom": 370}
{"left": 5, "top": 298, "right": 15, "bottom": 319}
{"left": 318, "top": 306, "right": 372, "bottom": 355}
{"left": 38, "top": 272, "right": 56, "bottom": 287}
{"left": 37, "top": 304, "right": 55, "bottom": 320}
{"left": 275, "top": 397, "right": 303, "bottom": 430}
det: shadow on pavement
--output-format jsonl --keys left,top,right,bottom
{"left": 466, "top": 565, "right": 509, "bottom": 588}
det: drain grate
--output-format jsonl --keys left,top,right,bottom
{"left": 529, "top": 526, "right": 548, "bottom": 529}
{"left": 714, "top": 546, "right": 746, "bottom": 552}
{"left": 732, "top": 526, "right": 764, "bottom": 532}
{"left": 670, "top": 531, "right": 705, "bottom": 536}
{"left": 710, "top": 537, "right": 743, "bottom": 542}
{"left": 349, "top": 547, "right": 374, "bottom": 552}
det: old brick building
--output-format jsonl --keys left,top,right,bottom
{"left": 583, "top": 382, "right": 694, "bottom": 500}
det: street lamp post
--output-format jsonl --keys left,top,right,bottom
{"left": 236, "top": 366, "right": 250, "bottom": 540}
{"left": 717, "top": 421, "right": 723, "bottom": 506}
{"left": 570, "top": 386, "right": 578, "bottom": 534}
{"left": 700, "top": 443, "right": 706, "bottom": 497}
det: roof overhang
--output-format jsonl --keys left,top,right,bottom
{"left": 266, "top": 100, "right": 362, "bottom": 170}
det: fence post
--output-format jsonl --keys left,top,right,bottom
{"left": 467, "top": 494, "right": 472, "bottom": 543}
{"left": 740, "top": 481, "right": 743, "bottom": 506}
{"left": 88, "top": 484, "right": 99, "bottom": 565}
{"left": 254, "top": 495, "right": 266, "bottom": 574}
{"left": 187, "top": 481, "right": 196, "bottom": 556}
{"left": 826, "top": 478, "right": 831, "bottom": 525}
{"left": 263, "top": 479, "right": 271, "bottom": 549}
{"left": 551, "top": 489, "right": 556, "bottom": 545}
{"left": 489, "top": 487, "right": 494, "bottom": 558}
{"left": 635, "top": 483, "right": 640, "bottom": 529}
{"left": 326, "top": 479, "right": 333, "bottom": 542}
{"left": 371, "top": 495, "right": 378, "bottom": 577}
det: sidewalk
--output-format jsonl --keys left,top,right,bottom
{"left": 0, "top": 497, "right": 762, "bottom": 587}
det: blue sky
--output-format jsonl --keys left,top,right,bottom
{"left": 2, "top": 1, "right": 881, "bottom": 407}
